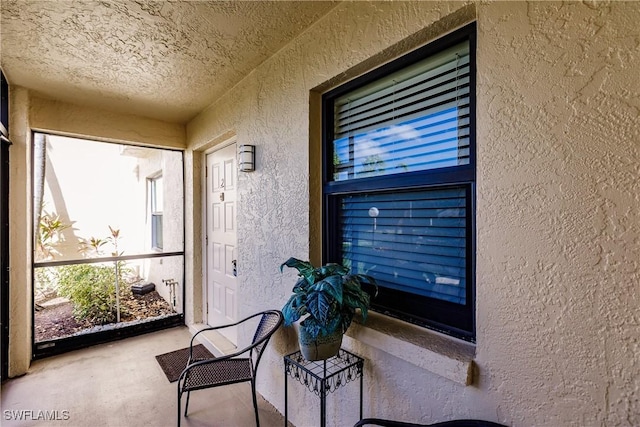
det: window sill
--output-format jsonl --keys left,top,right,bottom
{"left": 344, "top": 312, "right": 475, "bottom": 386}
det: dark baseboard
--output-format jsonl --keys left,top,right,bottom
{"left": 33, "top": 314, "right": 184, "bottom": 360}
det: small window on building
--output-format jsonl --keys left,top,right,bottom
{"left": 149, "top": 175, "right": 163, "bottom": 250}
{"left": 322, "top": 23, "right": 476, "bottom": 341}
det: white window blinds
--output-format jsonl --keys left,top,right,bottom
{"left": 332, "top": 41, "right": 470, "bottom": 181}
{"left": 339, "top": 186, "right": 468, "bottom": 304}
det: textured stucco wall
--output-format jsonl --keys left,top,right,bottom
{"left": 8, "top": 86, "right": 32, "bottom": 377}
{"left": 475, "top": 2, "right": 640, "bottom": 425}
{"left": 186, "top": 1, "right": 640, "bottom": 426}
{"left": 136, "top": 150, "right": 185, "bottom": 312}
{"left": 30, "top": 96, "right": 185, "bottom": 148}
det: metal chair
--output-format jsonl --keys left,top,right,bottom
{"left": 354, "top": 419, "right": 508, "bottom": 427}
{"left": 177, "top": 310, "right": 283, "bottom": 427}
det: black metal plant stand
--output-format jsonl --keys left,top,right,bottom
{"left": 284, "top": 348, "right": 364, "bottom": 427}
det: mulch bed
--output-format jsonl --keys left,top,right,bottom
{"left": 35, "top": 290, "right": 175, "bottom": 342}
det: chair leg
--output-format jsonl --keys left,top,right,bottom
{"left": 251, "top": 379, "right": 260, "bottom": 427}
{"left": 184, "top": 390, "right": 191, "bottom": 417}
{"left": 177, "top": 387, "right": 182, "bottom": 427}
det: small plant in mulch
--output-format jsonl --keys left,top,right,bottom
{"left": 56, "top": 262, "right": 132, "bottom": 324}
{"left": 34, "top": 211, "right": 70, "bottom": 302}
{"left": 58, "top": 226, "right": 133, "bottom": 324}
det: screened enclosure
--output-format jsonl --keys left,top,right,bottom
{"left": 32, "top": 133, "right": 185, "bottom": 357}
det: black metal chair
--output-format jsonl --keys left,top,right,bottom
{"left": 355, "top": 419, "right": 508, "bottom": 427}
{"left": 177, "top": 310, "right": 283, "bottom": 427}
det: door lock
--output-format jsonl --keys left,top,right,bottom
{"left": 219, "top": 192, "right": 224, "bottom": 201}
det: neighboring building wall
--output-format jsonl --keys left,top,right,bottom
{"left": 136, "top": 150, "right": 185, "bottom": 313}
{"left": 39, "top": 136, "right": 142, "bottom": 260}
{"left": 186, "top": 2, "right": 640, "bottom": 426}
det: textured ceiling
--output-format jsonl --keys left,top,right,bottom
{"left": 0, "top": 0, "right": 337, "bottom": 123}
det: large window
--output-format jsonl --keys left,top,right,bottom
{"left": 323, "top": 24, "right": 476, "bottom": 341}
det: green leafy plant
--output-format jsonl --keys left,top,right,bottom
{"left": 36, "top": 211, "right": 69, "bottom": 261}
{"left": 79, "top": 226, "right": 123, "bottom": 257}
{"left": 57, "top": 262, "right": 131, "bottom": 324}
{"left": 280, "top": 257, "right": 377, "bottom": 339}
{"left": 34, "top": 210, "right": 69, "bottom": 301}
{"left": 34, "top": 267, "right": 59, "bottom": 301}
{"left": 58, "top": 226, "right": 131, "bottom": 324}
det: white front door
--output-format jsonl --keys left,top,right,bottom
{"left": 206, "top": 143, "right": 238, "bottom": 345}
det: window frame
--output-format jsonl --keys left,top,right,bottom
{"left": 322, "top": 23, "right": 477, "bottom": 341}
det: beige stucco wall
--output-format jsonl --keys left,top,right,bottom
{"left": 186, "top": 1, "right": 640, "bottom": 426}
{"left": 8, "top": 86, "right": 32, "bottom": 377}
{"left": 136, "top": 150, "right": 185, "bottom": 313}
{"left": 475, "top": 2, "right": 639, "bottom": 425}
{"left": 30, "top": 96, "right": 186, "bottom": 149}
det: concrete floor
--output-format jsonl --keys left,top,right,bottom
{"left": 1, "top": 326, "right": 286, "bottom": 427}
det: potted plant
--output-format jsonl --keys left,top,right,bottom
{"left": 280, "top": 257, "right": 377, "bottom": 361}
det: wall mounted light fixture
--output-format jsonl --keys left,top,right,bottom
{"left": 238, "top": 144, "right": 255, "bottom": 172}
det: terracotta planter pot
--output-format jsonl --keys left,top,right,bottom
{"left": 298, "top": 326, "right": 343, "bottom": 361}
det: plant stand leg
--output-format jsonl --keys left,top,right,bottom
{"left": 320, "top": 359, "right": 327, "bottom": 427}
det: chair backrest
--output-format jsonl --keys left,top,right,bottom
{"left": 249, "top": 310, "right": 283, "bottom": 369}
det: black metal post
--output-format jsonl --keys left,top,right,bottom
{"left": 0, "top": 134, "right": 9, "bottom": 381}
{"left": 284, "top": 360, "right": 288, "bottom": 427}
{"left": 359, "top": 360, "right": 364, "bottom": 421}
{"left": 320, "top": 359, "right": 327, "bottom": 427}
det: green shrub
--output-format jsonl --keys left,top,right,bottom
{"left": 34, "top": 266, "right": 59, "bottom": 300}
{"left": 57, "top": 262, "right": 132, "bottom": 324}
